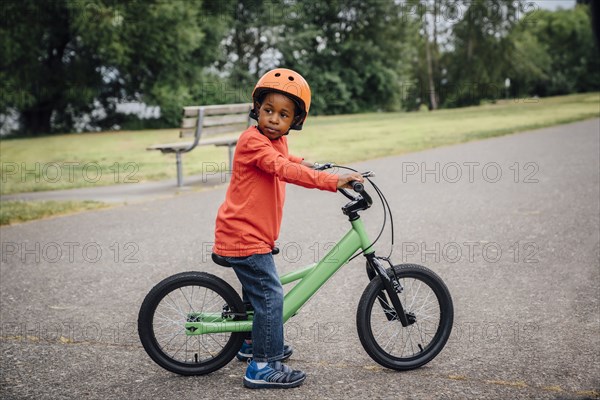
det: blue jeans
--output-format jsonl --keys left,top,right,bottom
{"left": 225, "top": 253, "right": 284, "bottom": 363}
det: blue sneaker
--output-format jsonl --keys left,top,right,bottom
{"left": 237, "top": 341, "right": 293, "bottom": 361}
{"left": 243, "top": 360, "right": 306, "bottom": 389}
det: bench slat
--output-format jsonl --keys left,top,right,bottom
{"left": 199, "top": 136, "right": 238, "bottom": 146}
{"left": 180, "top": 117, "right": 197, "bottom": 129}
{"left": 147, "top": 141, "right": 193, "bottom": 151}
{"left": 180, "top": 114, "right": 248, "bottom": 130}
{"left": 180, "top": 122, "right": 248, "bottom": 138}
{"left": 204, "top": 113, "right": 250, "bottom": 127}
{"left": 183, "top": 103, "right": 251, "bottom": 117}
{"left": 147, "top": 136, "right": 238, "bottom": 152}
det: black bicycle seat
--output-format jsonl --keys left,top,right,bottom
{"left": 212, "top": 247, "right": 280, "bottom": 268}
{"left": 211, "top": 253, "right": 231, "bottom": 268}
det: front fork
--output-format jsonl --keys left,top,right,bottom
{"left": 365, "top": 254, "right": 415, "bottom": 327}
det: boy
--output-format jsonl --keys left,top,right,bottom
{"left": 213, "top": 68, "right": 363, "bottom": 389}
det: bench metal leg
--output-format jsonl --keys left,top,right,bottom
{"left": 227, "top": 144, "right": 235, "bottom": 173}
{"left": 176, "top": 151, "right": 183, "bottom": 187}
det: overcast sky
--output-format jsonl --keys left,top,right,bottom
{"left": 535, "top": 0, "right": 575, "bottom": 10}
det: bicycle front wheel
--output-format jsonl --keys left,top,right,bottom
{"left": 138, "top": 271, "right": 246, "bottom": 375}
{"left": 357, "top": 264, "right": 453, "bottom": 370}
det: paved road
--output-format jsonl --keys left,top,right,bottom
{"left": 0, "top": 171, "right": 229, "bottom": 203}
{"left": 1, "top": 119, "right": 599, "bottom": 400}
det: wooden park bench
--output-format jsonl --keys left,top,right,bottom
{"left": 147, "top": 103, "right": 252, "bottom": 187}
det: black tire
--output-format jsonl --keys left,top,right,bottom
{"left": 357, "top": 264, "right": 453, "bottom": 370}
{"left": 138, "top": 271, "right": 246, "bottom": 375}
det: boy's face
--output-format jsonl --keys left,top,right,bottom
{"left": 256, "top": 92, "right": 297, "bottom": 140}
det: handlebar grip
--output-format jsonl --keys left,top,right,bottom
{"left": 351, "top": 181, "right": 364, "bottom": 192}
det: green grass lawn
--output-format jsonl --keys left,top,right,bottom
{"left": 0, "top": 92, "right": 598, "bottom": 225}
{"left": 1, "top": 92, "right": 598, "bottom": 195}
{"left": 292, "top": 92, "right": 600, "bottom": 164}
{"left": 0, "top": 200, "right": 108, "bottom": 225}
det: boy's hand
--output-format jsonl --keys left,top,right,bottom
{"left": 337, "top": 173, "right": 364, "bottom": 189}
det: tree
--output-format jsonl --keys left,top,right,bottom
{"left": 219, "top": 1, "right": 284, "bottom": 88}
{"left": 415, "top": 0, "right": 442, "bottom": 110}
{"left": 277, "top": 0, "right": 418, "bottom": 115}
{"left": 507, "top": 5, "right": 600, "bottom": 97}
{"left": 442, "top": 0, "right": 524, "bottom": 107}
{"left": 0, "top": 0, "right": 227, "bottom": 135}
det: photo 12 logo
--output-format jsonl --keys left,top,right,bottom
{"left": 1, "top": 241, "right": 140, "bottom": 264}
{"left": 401, "top": 241, "right": 539, "bottom": 264}
{"left": 401, "top": 161, "right": 539, "bottom": 184}
{"left": 0, "top": 320, "right": 138, "bottom": 347}
{"left": 200, "top": 241, "right": 343, "bottom": 264}
{"left": 1, "top": 162, "right": 139, "bottom": 184}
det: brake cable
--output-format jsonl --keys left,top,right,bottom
{"left": 332, "top": 165, "right": 395, "bottom": 263}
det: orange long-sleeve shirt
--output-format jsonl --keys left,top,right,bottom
{"left": 214, "top": 126, "right": 338, "bottom": 257}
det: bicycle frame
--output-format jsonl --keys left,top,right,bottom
{"left": 184, "top": 218, "right": 375, "bottom": 335}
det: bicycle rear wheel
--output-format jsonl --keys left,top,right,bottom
{"left": 356, "top": 264, "right": 453, "bottom": 370}
{"left": 138, "top": 271, "right": 246, "bottom": 375}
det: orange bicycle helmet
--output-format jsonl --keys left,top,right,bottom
{"left": 250, "top": 68, "right": 311, "bottom": 130}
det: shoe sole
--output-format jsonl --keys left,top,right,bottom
{"left": 237, "top": 350, "right": 293, "bottom": 362}
{"left": 243, "top": 375, "right": 306, "bottom": 389}
{"left": 236, "top": 351, "right": 253, "bottom": 361}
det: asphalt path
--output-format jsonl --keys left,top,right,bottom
{"left": 1, "top": 119, "right": 599, "bottom": 400}
{"left": 0, "top": 171, "right": 229, "bottom": 203}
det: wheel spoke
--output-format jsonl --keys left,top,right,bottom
{"left": 179, "top": 287, "right": 195, "bottom": 311}
{"left": 147, "top": 280, "right": 240, "bottom": 369}
{"left": 195, "top": 334, "right": 217, "bottom": 359}
{"left": 382, "top": 323, "right": 402, "bottom": 352}
{"left": 366, "top": 272, "right": 446, "bottom": 361}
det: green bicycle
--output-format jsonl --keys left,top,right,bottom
{"left": 138, "top": 165, "right": 454, "bottom": 376}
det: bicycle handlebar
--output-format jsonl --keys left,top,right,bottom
{"left": 350, "top": 181, "right": 364, "bottom": 192}
{"left": 316, "top": 163, "right": 374, "bottom": 209}
{"left": 339, "top": 178, "right": 373, "bottom": 212}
